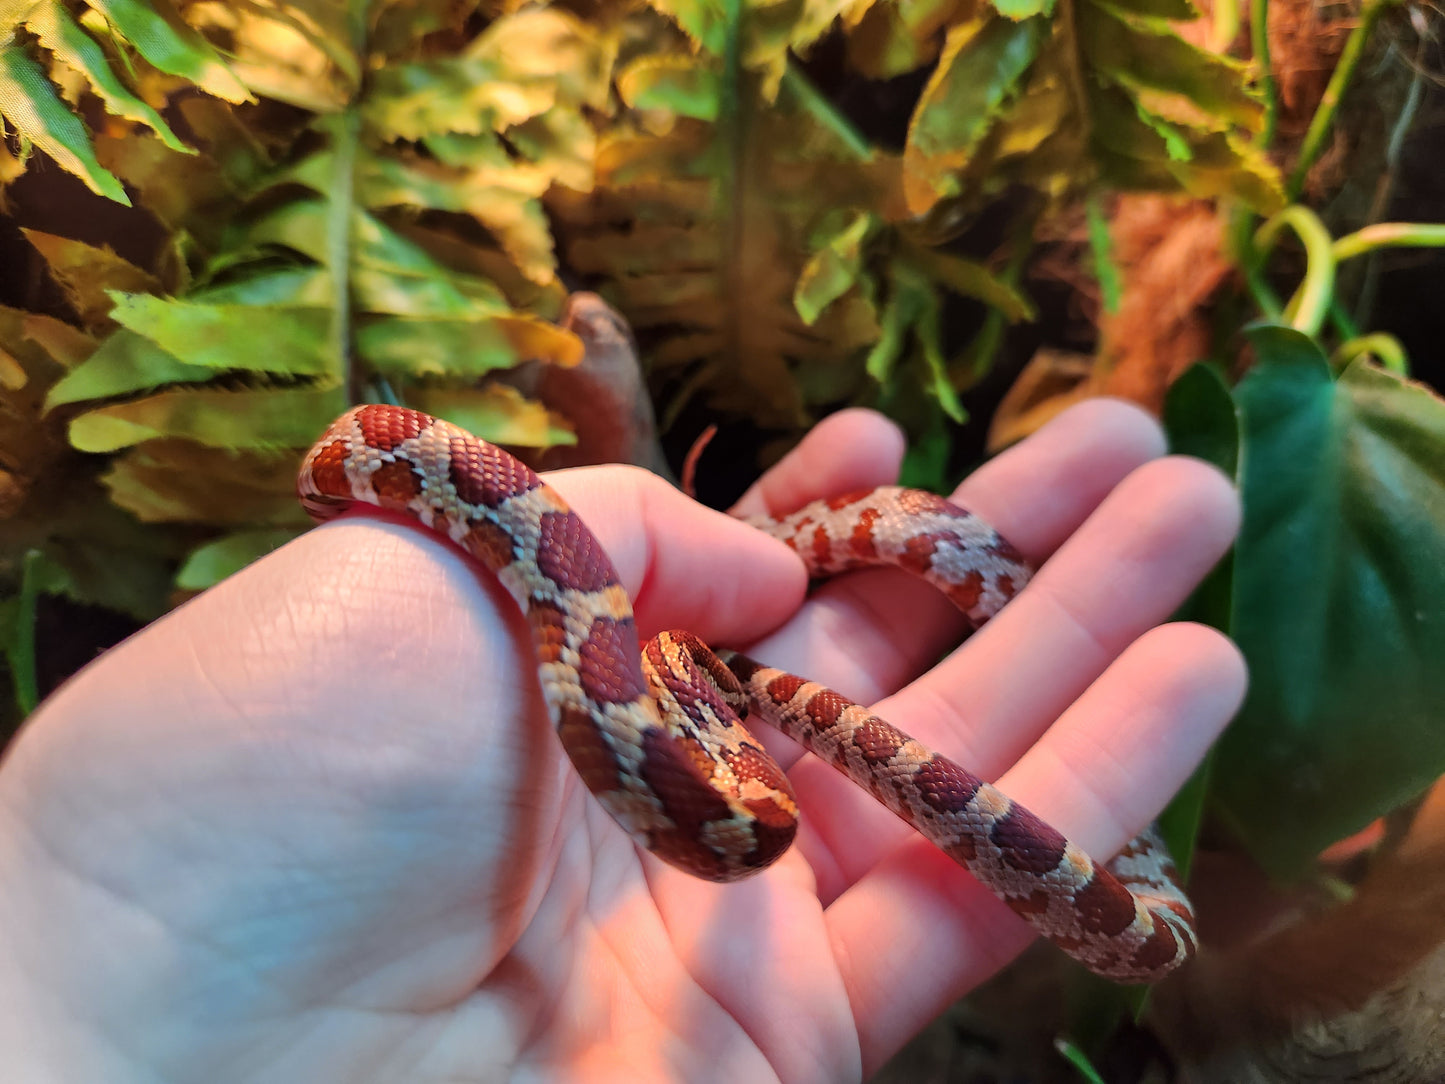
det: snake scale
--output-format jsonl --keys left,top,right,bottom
{"left": 298, "top": 404, "right": 1197, "bottom": 983}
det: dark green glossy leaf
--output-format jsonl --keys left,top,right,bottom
{"left": 1164, "top": 360, "right": 1238, "bottom": 475}
{"left": 1214, "top": 325, "right": 1445, "bottom": 873}
{"left": 1159, "top": 361, "right": 1239, "bottom": 879}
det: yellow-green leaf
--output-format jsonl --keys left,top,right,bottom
{"left": 22, "top": 230, "right": 162, "bottom": 326}
{"left": 903, "top": 15, "right": 1049, "bottom": 213}
{"left": 795, "top": 211, "right": 873, "bottom": 325}
{"left": 357, "top": 314, "right": 582, "bottom": 380}
{"left": 101, "top": 439, "right": 302, "bottom": 523}
{"left": 91, "top": 0, "right": 250, "bottom": 103}
{"left": 70, "top": 385, "right": 348, "bottom": 452}
{"left": 1080, "top": 2, "right": 1262, "bottom": 130}
{"left": 0, "top": 37, "right": 129, "bottom": 203}
{"left": 107, "top": 293, "right": 339, "bottom": 377}
{"left": 409, "top": 384, "right": 574, "bottom": 449}
{"left": 25, "top": 2, "right": 188, "bottom": 150}
{"left": 617, "top": 54, "right": 721, "bottom": 121}
{"left": 46, "top": 328, "right": 210, "bottom": 410}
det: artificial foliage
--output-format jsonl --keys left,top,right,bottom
{"left": 0, "top": 1, "right": 1278, "bottom": 578}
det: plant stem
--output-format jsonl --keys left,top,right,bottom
{"left": 1334, "top": 222, "right": 1445, "bottom": 261}
{"left": 1055, "top": 1038, "right": 1108, "bottom": 1084}
{"left": 1332, "top": 333, "right": 1408, "bottom": 374}
{"left": 325, "top": 111, "right": 358, "bottom": 400}
{"left": 1085, "top": 192, "right": 1121, "bottom": 314}
{"left": 1228, "top": 205, "right": 1282, "bottom": 320}
{"left": 950, "top": 208, "right": 1038, "bottom": 391}
{"left": 1250, "top": 0, "right": 1277, "bottom": 147}
{"left": 1254, "top": 206, "right": 1335, "bottom": 336}
{"left": 780, "top": 62, "right": 871, "bottom": 160}
{"left": 11, "top": 550, "right": 42, "bottom": 716}
{"left": 1354, "top": 45, "right": 1425, "bottom": 326}
{"left": 1328, "top": 297, "right": 1360, "bottom": 341}
{"left": 1287, "top": 0, "right": 1394, "bottom": 199}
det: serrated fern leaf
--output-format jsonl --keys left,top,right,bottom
{"left": 18, "top": 6, "right": 604, "bottom": 591}
{"left": 0, "top": 0, "right": 249, "bottom": 201}
{"left": 893, "top": 0, "right": 1283, "bottom": 218}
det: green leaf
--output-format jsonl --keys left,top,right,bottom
{"left": 364, "top": 8, "right": 606, "bottom": 141}
{"left": 903, "top": 15, "right": 1049, "bottom": 213}
{"left": 1055, "top": 1038, "right": 1108, "bottom": 1084}
{"left": 895, "top": 401, "right": 952, "bottom": 492}
{"left": 844, "top": 0, "right": 963, "bottom": 79}
{"left": 181, "top": 1, "right": 359, "bottom": 112}
{"left": 360, "top": 151, "right": 557, "bottom": 284}
{"left": 918, "top": 295, "right": 965, "bottom": 423}
{"left": 409, "top": 384, "right": 573, "bottom": 448}
{"left": 45, "top": 328, "right": 212, "bottom": 410}
{"left": 9, "top": 5, "right": 609, "bottom": 591}
{"left": 1164, "top": 361, "right": 1238, "bottom": 475}
{"left": 865, "top": 276, "right": 922, "bottom": 386}
{"left": 617, "top": 54, "right": 721, "bottom": 121}
{"left": 107, "top": 293, "right": 338, "bottom": 377}
{"left": 1094, "top": 0, "right": 1198, "bottom": 17}
{"left": 1159, "top": 361, "right": 1239, "bottom": 880}
{"left": 907, "top": 245, "right": 1037, "bottom": 322}
{"left": 21, "top": 229, "right": 162, "bottom": 327}
{"left": 647, "top": 0, "right": 853, "bottom": 96}
{"left": 349, "top": 210, "right": 511, "bottom": 317}
{"left": 102, "top": 441, "right": 302, "bottom": 524}
{"left": 69, "top": 385, "right": 349, "bottom": 452}
{"left": 357, "top": 314, "right": 582, "bottom": 380}
{"left": 24, "top": 1, "right": 189, "bottom": 151}
{"left": 1079, "top": 3, "right": 1262, "bottom": 129}
{"left": 1214, "top": 326, "right": 1445, "bottom": 874}
{"left": 865, "top": 260, "right": 966, "bottom": 422}
{"left": 1091, "top": 87, "right": 1284, "bottom": 210}
{"left": 189, "top": 268, "right": 330, "bottom": 307}
{"left": 176, "top": 528, "right": 301, "bottom": 589}
{"left": 795, "top": 212, "right": 873, "bottom": 325}
{"left": 885, "top": 0, "right": 1282, "bottom": 221}
{"left": 3, "top": 549, "right": 67, "bottom": 715}
{"left": 1084, "top": 195, "right": 1122, "bottom": 315}
{"left": 0, "top": 37, "right": 129, "bottom": 202}
{"left": 90, "top": 0, "right": 250, "bottom": 103}
{"left": 993, "top": 0, "right": 1058, "bottom": 18}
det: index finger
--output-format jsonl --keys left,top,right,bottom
{"left": 740, "top": 399, "right": 1170, "bottom": 719}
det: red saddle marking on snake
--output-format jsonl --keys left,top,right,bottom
{"left": 298, "top": 404, "right": 1197, "bottom": 982}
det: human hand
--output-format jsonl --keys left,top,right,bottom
{"left": 0, "top": 400, "right": 1243, "bottom": 1082}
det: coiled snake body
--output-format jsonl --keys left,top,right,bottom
{"left": 299, "top": 404, "right": 1196, "bottom": 983}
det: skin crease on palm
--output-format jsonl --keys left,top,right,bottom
{"left": 0, "top": 399, "right": 1245, "bottom": 1084}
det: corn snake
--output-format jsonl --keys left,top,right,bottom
{"left": 298, "top": 403, "right": 1196, "bottom": 983}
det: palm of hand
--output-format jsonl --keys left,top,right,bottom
{"left": 0, "top": 402, "right": 1243, "bottom": 1083}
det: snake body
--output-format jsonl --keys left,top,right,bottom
{"left": 298, "top": 404, "right": 1196, "bottom": 983}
